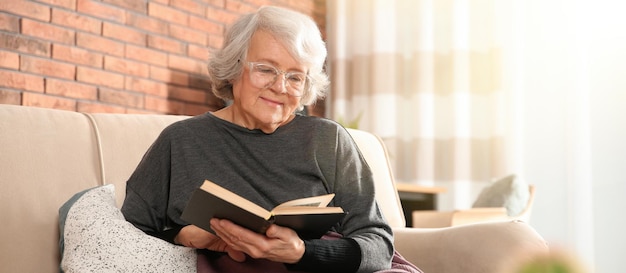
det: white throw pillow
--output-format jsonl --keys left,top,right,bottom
{"left": 472, "top": 174, "right": 530, "bottom": 217}
{"left": 59, "top": 184, "right": 197, "bottom": 272}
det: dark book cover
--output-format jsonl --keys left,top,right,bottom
{"left": 181, "top": 181, "right": 345, "bottom": 240}
{"left": 181, "top": 188, "right": 273, "bottom": 234}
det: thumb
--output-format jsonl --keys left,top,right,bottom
{"left": 265, "top": 224, "right": 283, "bottom": 239}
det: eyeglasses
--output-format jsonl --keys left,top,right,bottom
{"left": 245, "top": 61, "right": 310, "bottom": 97}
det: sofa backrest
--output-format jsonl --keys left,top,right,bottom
{"left": 0, "top": 104, "right": 406, "bottom": 272}
{"left": 86, "top": 113, "right": 190, "bottom": 206}
{"left": 0, "top": 105, "right": 102, "bottom": 272}
{"left": 346, "top": 128, "right": 406, "bottom": 228}
{"left": 85, "top": 113, "right": 406, "bottom": 227}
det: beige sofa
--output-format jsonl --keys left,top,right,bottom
{"left": 0, "top": 104, "right": 548, "bottom": 273}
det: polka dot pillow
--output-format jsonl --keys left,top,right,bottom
{"left": 59, "top": 184, "right": 197, "bottom": 272}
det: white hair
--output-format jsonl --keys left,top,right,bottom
{"left": 208, "top": 6, "right": 329, "bottom": 109}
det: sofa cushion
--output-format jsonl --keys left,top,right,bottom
{"left": 59, "top": 184, "right": 197, "bottom": 272}
{"left": 86, "top": 113, "right": 190, "bottom": 207}
{"left": 472, "top": 174, "right": 530, "bottom": 217}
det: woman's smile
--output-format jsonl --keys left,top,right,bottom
{"left": 260, "top": 96, "right": 283, "bottom": 107}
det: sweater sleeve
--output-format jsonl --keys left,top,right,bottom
{"left": 286, "top": 238, "right": 361, "bottom": 272}
{"left": 121, "top": 127, "right": 176, "bottom": 236}
{"left": 317, "top": 124, "right": 395, "bottom": 273}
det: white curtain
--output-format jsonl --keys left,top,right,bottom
{"left": 326, "top": 0, "right": 605, "bottom": 270}
{"left": 327, "top": 0, "right": 521, "bottom": 209}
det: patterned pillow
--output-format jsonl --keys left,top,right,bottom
{"left": 58, "top": 184, "right": 197, "bottom": 272}
{"left": 472, "top": 174, "right": 530, "bottom": 217}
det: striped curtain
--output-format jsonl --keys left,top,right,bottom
{"left": 327, "top": 0, "right": 522, "bottom": 209}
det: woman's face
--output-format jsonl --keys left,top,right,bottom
{"left": 230, "top": 30, "right": 306, "bottom": 133}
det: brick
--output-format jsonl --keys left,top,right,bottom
{"left": 207, "top": 34, "right": 223, "bottom": 49}
{"left": 206, "top": 0, "right": 225, "bottom": 8}
{"left": 169, "top": 24, "right": 207, "bottom": 46}
{"left": 189, "top": 74, "right": 211, "bottom": 90}
{"left": 285, "top": 1, "right": 315, "bottom": 14}
{"left": 126, "top": 13, "right": 168, "bottom": 36}
{"left": 98, "top": 87, "right": 144, "bottom": 108}
{"left": 188, "top": 15, "right": 223, "bottom": 35}
{"left": 168, "top": 54, "right": 207, "bottom": 75}
{"left": 126, "top": 107, "right": 158, "bottom": 114}
{"left": 125, "top": 76, "right": 168, "bottom": 96}
{"left": 187, "top": 44, "right": 209, "bottom": 61}
{"left": 103, "top": 22, "right": 146, "bottom": 45}
{"left": 35, "top": 0, "right": 78, "bottom": 10}
{"left": 45, "top": 78, "right": 98, "bottom": 100}
{"left": 0, "top": 1, "right": 50, "bottom": 21}
{"left": 77, "top": 0, "right": 126, "bottom": 23}
{"left": 147, "top": 34, "right": 185, "bottom": 55}
{"left": 183, "top": 103, "right": 211, "bottom": 116}
{"left": 20, "top": 55, "right": 76, "bottom": 80}
{"left": 126, "top": 44, "right": 167, "bottom": 66}
{"left": 149, "top": 0, "right": 168, "bottom": 5}
{"left": 0, "top": 70, "right": 45, "bottom": 92}
{"left": 0, "top": 50, "right": 20, "bottom": 69}
{"left": 22, "top": 92, "right": 76, "bottom": 111}
{"left": 144, "top": 94, "right": 185, "bottom": 114}
{"left": 76, "top": 32, "right": 124, "bottom": 57}
{"left": 0, "top": 32, "right": 50, "bottom": 57}
{"left": 167, "top": 85, "right": 206, "bottom": 103}
{"left": 76, "top": 66, "right": 124, "bottom": 89}
{"left": 102, "top": 0, "right": 147, "bottom": 13}
{"left": 77, "top": 101, "right": 127, "bottom": 113}
{"left": 0, "top": 89, "right": 21, "bottom": 105}
{"left": 150, "top": 65, "right": 189, "bottom": 86}
{"left": 53, "top": 44, "right": 103, "bottom": 68}
{"left": 224, "top": 1, "right": 255, "bottom": 14}
{"left": 0, "top": 0, "right": 324, "bottom": 115}
{"left": 52, "top": 9, "right": 102, "bottom": 34}
{"left": 206, "top": 6, "right": 239, "bottom": 25}
{"left": 170, "top": 0, "right": 206, "bottom": 16}
{"left": 104, "top": 55, "right": 149, "bottom": 78}
{"left": 148, "top": 2, "right": 188, "bottom": 25}
{"left": 0, "top": 12, "right": 20, "bottom": 32}
{"left": 22, "top": 19, "right": 75, "bottom": 45}
{"left": 205, "top": 91, "right": 225, "bottom": 109}
{"left": 148, "top": 65, "right": 169, "bottom": 82}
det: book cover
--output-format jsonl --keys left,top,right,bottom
{"left": 181, "top": 180, "right": 345, "bottom": 239}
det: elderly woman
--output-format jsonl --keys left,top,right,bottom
{"left": 121, "top": 6, "right": 402, "bottom": 273}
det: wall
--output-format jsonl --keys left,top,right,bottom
{"left": 0, "top": 0, "right": 326, "bottom": 115}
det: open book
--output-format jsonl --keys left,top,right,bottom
{"left": 181, "top": 180, "right": 345, "bottom": 239}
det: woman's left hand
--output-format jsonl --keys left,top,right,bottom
{"left": 210, "top": 218, "right": 305, "bottom": 264}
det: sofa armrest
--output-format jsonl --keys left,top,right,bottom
{"left": 411, "top": 207, "right": 508, "bottom": 228}
{"left": 393, "top": 221, "right": 549, "bottom": 273}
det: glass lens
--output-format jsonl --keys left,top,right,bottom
{"left": 248, "top": 62, "right": 307, "bottom": 96}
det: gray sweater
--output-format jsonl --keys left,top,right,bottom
{"left": 121, "top": 113, "right": 393, "bottom": 273}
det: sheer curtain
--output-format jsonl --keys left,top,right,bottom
{"left": 326, "top": 0, "right": 604, "bottom": 270}
{"left": 326, "top": 0, "right": 522, "bottom": 209}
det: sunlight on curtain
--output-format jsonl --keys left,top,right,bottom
{"left": 327, "top": 0, "right": 522, "bottom": 209}
{"left": 326, "top": 0, "right": 618, "bottom": 270}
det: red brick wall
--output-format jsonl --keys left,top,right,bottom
{"left": 0, "top": 0, "right": 326, "bottom": 115}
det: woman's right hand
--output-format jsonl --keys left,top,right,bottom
{"left": 175, "top": 224, "right": 247, "bottom": 262}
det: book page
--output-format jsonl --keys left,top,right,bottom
{"left": 273, "top": 193, "right": 335, "bottom": 209}
{"left": 200, "top": 180, "right": 271, "bottom": 219}
{"left": 272, "top": 206, "right": 344, "bottom": 216}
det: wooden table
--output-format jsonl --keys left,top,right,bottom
{"left": 395, "top": 183, "right": 447, "bottom": 227}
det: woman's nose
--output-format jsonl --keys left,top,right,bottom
{"left": 268, "top": 74, "right": 288, "bottom": 94}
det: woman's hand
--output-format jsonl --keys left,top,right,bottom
{"left": 175, "top": 225, "right": 246, "bottom": 262}
{"left": 210, "top": 218, "right": 305, "bottom": 264}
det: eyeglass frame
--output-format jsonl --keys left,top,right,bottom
{"left": 242, "top": 61, "right": 312, "bottom": 97}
